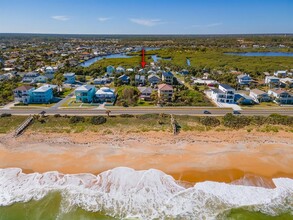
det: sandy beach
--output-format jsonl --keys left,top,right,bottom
{"left": 0, "top": 130, "right": 293, "bottom": 184}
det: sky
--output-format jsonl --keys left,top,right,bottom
{"left": 0, "top": 0, "right": 292, "bottom": 35}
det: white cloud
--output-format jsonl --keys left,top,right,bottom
{"left": 51, "top": 16, "right": 70, "bottom": 21}
{"left": 98, "top": 17, "right": 112, "bottom": 22}
{"left": 192, "top": 22, "right": 223, "bottom": 28}
{"left": 130, "top": 18, "right": 165, "bottom": 27}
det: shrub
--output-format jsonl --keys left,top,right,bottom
{"left": 54, "top": 114, "right": 62, "bottom": 118}
{"left": 200, "top": 116, "right": 220, "bottom": 127}
{"left": 91, "top": 116, "right": 107, "bottom": 125}
{"left": 120, "top": 114, "right": 134, "bottom": 118}
{"left": 69, "top": 116, "right": 85, "bottom": 124}
{"left": 266, "top": 114, "right": 293, "bottom": 126}
{"left": 0, "top": 113, "right": 12, "bottom": 118}
{"left": 223, "top": 113, "right": 251, "bottom": 129}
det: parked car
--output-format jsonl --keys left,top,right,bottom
{"left": 203, "top": 110, "right": 211, "bottom": 114}
{"left": 233, "top": 110, "right": 241, "bottom": 115}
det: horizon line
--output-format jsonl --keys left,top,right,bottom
{"left": 0, "top": 32, "right": 292, "bottom": 36}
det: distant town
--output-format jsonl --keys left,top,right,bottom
{"left": 0, "top": 34, "right": 293, "bottom": 115}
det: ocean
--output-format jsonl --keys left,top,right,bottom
{"left": 0, "top": 167, "right": 292, "bottom": 220}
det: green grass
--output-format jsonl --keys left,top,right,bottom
{"left": 0, "top": 116, "right": 27, "bottom": 133}
{"left": 1, "top": 114, "right": 292, "bottom": 134}
{"left": 58, "top": 88, "right": 73, "bottom": 98}
{"left": 137, "top": 101, "right": 155, "bottom": 106}
{"left": 242, "top": 102, "right": 279, "bottom": 108}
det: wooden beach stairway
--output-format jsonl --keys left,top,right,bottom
{"left": 14, "top": 115, "right": 34, "bottom": 137}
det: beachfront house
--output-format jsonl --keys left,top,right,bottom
{"left": 268, "top": 88, "right": 293, "bottom": 104}
{"left": 138, "top": 86, "right": 153, "bottom": 101}
{"left": 280, "top": 78, "right": 293, "bottom": 88}
{"left": 211, "top": 84, "right": 235, "bottom": 103}
{"left": 95, "top": 87, "right": 116, "bottom": 103}
{"left": 274, "top": 70, "right": 287, "bottom": 78}
{"left": 237, "top": 74, "right": 252, "bottom": 85}
{"left": 30, "top": 85, "right": 54, "bottom": 104}
{"left": 148, "top": 74, "right": 161, "bottom": 85}
{"left": 106, "top": 66, "right": 115, "bottom": 75}
{"left": 75, "top": 85, "right": 96, "bottom": 103}
{"left": 249, "top": 89, "right": 271, "bottom": 103}
{"left": 158, "top": 83, "right": 173, "bottom": 101}
{"left": 135, "top": 75, "right": 146, "bottom": 85}
{"left": 118, "top": 74, "right": 130, "bottom": 84}
{"left": 265, "top": 76, "right": 280, "bottom": 87}
{"left": 162, "top": 71, "right": 174, "bottom": 85}
{"left": 63, "top": 72, "right": 76, "bottom": 84}
{"left": 13, "top": 85, "right": 35, "bottom": 104}
{"left": 235, "top": 93, "right": 255, "bottom": 105}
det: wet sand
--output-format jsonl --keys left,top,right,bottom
{"left": 0, "top": 130, "right": 292, "bottom": 184}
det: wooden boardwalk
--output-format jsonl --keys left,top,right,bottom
{"left": 14, "top": 115, "right": 34, "bottom": 137}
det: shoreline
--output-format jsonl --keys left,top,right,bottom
{"left": 0, "top": 130, "right": 293, "bottom": 185}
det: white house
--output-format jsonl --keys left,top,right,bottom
{"left": 268, "top": 88, "right": 293, "bottom": 104}
{"left": 45, "top": 66, "right": 56, "bottom": 79}
{"left": 265, "top": 76, "right": 280, "bottom": 86}
{"left": 95, "top": 87, "right": 116, "bottom": 103}
{"left": 63, "top": 72, "right": 76, "bottom": 84}
{"left": 116, "top": 66, "right": 125, "bottom": 74}
{"left": 249, "top": 89, "right": 271, "bottom": 103}
{"left": 193, "top": 78, "right": 218, "bottom": 86}
{"left": 237, "top": 74, "right": 252, "bottom": 85}
{"left": 126, "top": 68, "right": 134, "bottom": 73}
{"left": 280, "top": 78, "right": 293, "bottom": 88}
{"left": 211, "top": 84, "right": 235, "bottom": 103}
{"left": 274, "top": 70, "right": 287, "bottom": 78}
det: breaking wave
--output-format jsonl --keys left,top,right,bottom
{"left": 0, "top": 167, "right": 292, "bottom": 219}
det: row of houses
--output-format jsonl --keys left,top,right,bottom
{"left": 18, "top": 71, "right": 76, "bottom": 84}
{"left": 73, "top": 83, "right": 174, "bottom": 104}
{"left": 74, "top": 85, "right": 116, "bottom": 103}
{"left": 209, "top": 84, "right": 293, "bottom": 105}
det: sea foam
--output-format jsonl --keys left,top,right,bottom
{"left": 0, "top": 167, "right": 292, "bottom": 219}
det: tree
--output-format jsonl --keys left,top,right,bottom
{"left": 52, "top": 72, "right": 64, "bottom": 93}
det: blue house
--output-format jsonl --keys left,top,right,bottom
{"left": 118, "top": 74, "right": 130, "bottom": 84}
{"left": 30, "top": 85, "right": 54, "bottom": 104}
{"left": 162, "top": 71, "right": 174, "bottom": 84}
{"left": 237, "top": 74, "right": 252, "bottom": 85}
{"left": 63, "top": 72, "right": 76, "bottom": 84}
{"left": 106, "top": 66, "right": 115, "bottom": 75}
{"left": 180, "top": 69, "right": 189, "bottom": 75}
{"left": 35, "top": 75, "right": 48, "bottom": 83}
{"left": 75, "top": 85, "right": 96, "bottom": 103}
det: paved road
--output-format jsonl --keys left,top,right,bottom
{"left": 50, "top": 92, "right": 74, "bottom": 110}
{"left": 0, "top": 107, "right": 292, "bottom": 116}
